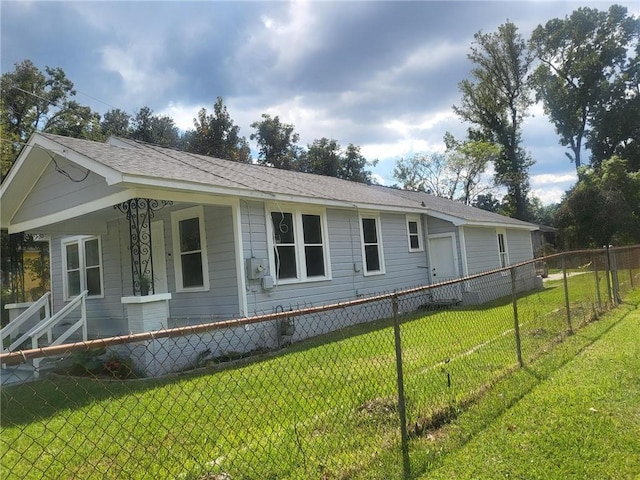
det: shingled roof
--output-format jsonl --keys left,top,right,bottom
{"left": 30, "top": 133, "right": 535, "bottom": 229}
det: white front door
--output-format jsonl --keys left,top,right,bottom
{"left": 428, "top": 234, "right": 461, "bottom": 301}
{"left": 429, "top": 234, "right": 459, "bottom": 281}
{"left": 151, "top": 221, "right": 168, "bottom": 294}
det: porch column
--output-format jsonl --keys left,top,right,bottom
{"left": 114, "top": 198, "right": 172, "bottom": 296}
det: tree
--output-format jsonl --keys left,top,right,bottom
{"left": 298, "top": 138, "right": 375, "bottom": 183}
{"left": 0, "top": 60, "right": 85, "bottom": 180}
{"left": 393, "top": 152, "right": 454, "bottom": 197}
{"left": 130, "top": 106, "right": 180, "bottom": 147}
{"left": 250, "top": 114, "right": 300, "bottom": 170}
{"left": 394, "top": 134, "right": 499, "bottom": 204}
{"left": 530, "top": 5, "right": 640, "bottom": 170}
{"left": 184, "top": 97, "right": 251, "bottom": 162}
{"left": 444, "top": 133, "right": 501, "bottom": 205}
{"left": 101, "top": 108, "right": 132, "bottom": 138}
{"left": 454, "top": 22, "right": 534, "bottom": 220}
{"left": 472, "top": 193, "right": 502, "bottom": 213}
{"left": 44, "top": 100, "right": 102, "bottom": 140}
{"left": 528, "top": 197, "right": 559, "bottom": 226}
{"left": 588, "top": 40, "right": 640, "bottom": 171}
{"left": 342, "top": 143, "right": 376, "bottom": 184}
{"left": 556, "top": 156, "right": 640, "bottom": 248}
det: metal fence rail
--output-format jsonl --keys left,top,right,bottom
{"left": 1, "top": 246, "right": 638, "bottom": 479}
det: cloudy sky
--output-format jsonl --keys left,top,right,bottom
{"left": 2, "top": 1, "right": 638, "bottom": 204}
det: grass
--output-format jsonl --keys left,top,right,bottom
{"left": 422, "top": 290, "right": 640, "bottom": 479}
{"left": 0, "top": 270, "right": 635, "bottom": 479}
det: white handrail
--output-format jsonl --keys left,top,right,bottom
{"left": 1, "top": 293, "right": 51, "bottom": 353}
{"left": 31, "top": 290, "right": 88, "bottom": 347}
{"left": 7, "top": 291, "right": 88, "bottom": 353}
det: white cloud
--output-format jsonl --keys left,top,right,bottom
{"left": 531, "top": 187, "right": 566, "bottom": 206}
{"left": 158, "top": 102, "right": 201, "bottom": 131}
{"left": 101, "top": 45, "right": 181, "bottom": 101}
{"left": 371, "top": 173, "right": 386, "bottom": 185}
{"left": 531, "top": 172, "right": 577, "bottom": 186}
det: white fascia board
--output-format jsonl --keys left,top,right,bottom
{"left": 0, "top": 138, "right": 50, "bottom": 227}
{"left": 426, "top": 209, "right": 536, "bottom": 231}
{"left": 464, "top": 222, "right": 538, "bottom": 231}
{"left": 31, "top": 134, "right": 123, "bottom": 185}
{"left": 119, "top": 175, "right": 278, "bottom": 200}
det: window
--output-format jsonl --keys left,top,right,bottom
{"left": 62, "top": 236, "right": 103, "bottom": 300}
{"left": 406, "top": 215, "right": 423, "bottom": 252}
{"left": 267, "top": 206, "right": 330, "bottom": 283}
{"left": 360, "top": 214, "right": 385, "bottom": 275}
{"left": 497, "top": 229, "right": 509, "bottom": 268}
{"left": 171, "top": 206, "right": 209, "bottom": 291}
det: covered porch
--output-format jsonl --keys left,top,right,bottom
{"left": 5, "top": 193, "right": 248, "bottom": 341}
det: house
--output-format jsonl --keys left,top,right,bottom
{"left": 1, "top": 133, "right": 538, "bottom": 374}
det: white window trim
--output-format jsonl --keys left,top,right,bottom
{"left": 406, "top": 214, "right": 424, "bottom": 252}
{"left": 496, "top": 228, "right": 509, "bottom": 268}
{"left": 171, "top": 206, "right": 210, "bottom": 292}
{"left": 359, "top": 213, "right": 385, "bottom": 276}
{"left": 266, "top": 204, "right": 332, "bottom": 285}
{"left": 61, "top": 235, "right": 104, "bottom": 301}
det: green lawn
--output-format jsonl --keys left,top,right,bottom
{"left": 0, "top": 272, "right": 633, "bottom": 479}
{"left": 423, "top": 291, "right": 640, "bottom": 479}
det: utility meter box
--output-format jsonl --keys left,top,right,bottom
{"left": 246, "top": 258, "right": 268, "bottom": 280}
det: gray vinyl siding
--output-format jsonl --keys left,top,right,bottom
{"left": 13, "top": 161, "right": 122, "bottom": 224}
{"left": 506, "top": 229, "right": 534, "bottom": 264}
{"left": 464, "top": 227, "right": 501, "bottom": 274}
{"left": 166, "top": 205, "right": 240, "bottom": 320}
{"left": 244, "top": 207, "right": 429, "bottom": 315}
{"left": 50, "top": 220, "right": 128, "bottom": 337}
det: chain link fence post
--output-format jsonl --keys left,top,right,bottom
{"left": 611, "top": 248, "right": 621, "bottom": 303}
{"left": 392, "top": 294, "right": 410, "bottom": 479}
{"left": 628, "top": 249, "right": 635, "bottom": 290}
{"left": 604, "top": 245, "right": 614, "bottom": 305}
{"left": 593, "top": 251, "right": 602, "bottom": 310}
{"left": 510, "top": 266, "right": 523, "bottom": 367}
{"left": 562, "top": 255, "right": 574, "bottom": 334}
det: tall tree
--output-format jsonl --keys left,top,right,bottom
{"left": 0, "top": 60, "right": 88, "bottom": 179}
{"left": 130, "top": 106, "right": 180, "bottom": 147}
{"left": 342, "top": 143, "right": 376, "bottom": 184}
{"left": 299, "top": 138, "right": 375, "bottom": 183}
{"left": 101, "top": 108, "right": 132, "bottom": 138}
{"left": 393, "top": 137, "right": 498, "bottom": 204}
{"left": 472, "top": 193, "right": 502, "bottom": 213}
{"left": 250, "top": 114, "right": 300, "bottom": 170}
{"left": 394, "top": 152, "right": 454, "bottom": 197}
{"left": 184, "top": 97, "right": 251, "bottom": 163}
{"left": 556, "top": 156, "right": 640, "bottom": 248}
{"left": 444, "top": 132, "right": 501, "bottom": 205}
{"left": 588, "top": 40, "right": 640, "bottom": 171}
{"left": 454, "top": 22, "right": 534, "bottom": 220}
{"left": 44, "top": 100, "right": 102, "bottom": 140}
{"left": 530, "top": 5, "right": 639, "bottom": 170}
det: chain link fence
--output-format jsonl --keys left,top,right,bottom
{"left": 2, "top": 246, "right": 638, "bottom": 479}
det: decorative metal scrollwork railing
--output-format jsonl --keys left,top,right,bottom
{"left": 114, "top": 198, "right": 173, "bottom": 296}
